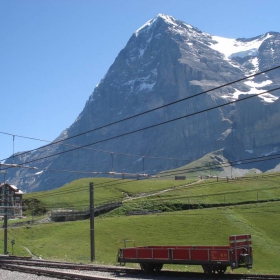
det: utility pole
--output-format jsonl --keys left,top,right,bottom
{"left": 4, "top": 183, "right": 8, "bottom": 254}
{"left": 1, "top": 170, "right": 9, "bottom": 255}
{"left": 13, "top": 135, "right": 15, "bottom": 164}
{"left": 111, "top": 153, "right": 114, "bottom": 177}
{"left": 142, "top": 156, "right": 145, "bottom": 174}
{"left": 89, "top": 182, "right": 95, "bottom": 261}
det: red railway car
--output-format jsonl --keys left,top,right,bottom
{"left": 117, "top": 234, "right": 253, "bottom": 275}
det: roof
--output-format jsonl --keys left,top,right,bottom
{"left": 0, "top": 183, "right": 23, "bottom": 194}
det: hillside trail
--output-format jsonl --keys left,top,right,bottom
{"left": 122, "top": 178, "right": 203, "bottom": 202}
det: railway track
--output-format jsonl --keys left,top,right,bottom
{"left": 0, "top": 257, "right": 139, "bottom": 274}
{"left": 0, "top": 263, "right": 117, "bottom": 280}
{"left": 1, "top": 256, "right": 280, "bottom": 280}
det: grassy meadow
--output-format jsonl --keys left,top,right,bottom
{"left": 22, "top": 177, "right": 196, "bottom": 211}
{"left": 0, "top": 173, "right": 279, "bottom": 274}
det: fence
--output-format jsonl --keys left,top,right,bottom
{"left": 50, "top": 201, "right": 122, "bottom": 222}
{"left": 121, "top": 186, "right": 280, "bottom": 214}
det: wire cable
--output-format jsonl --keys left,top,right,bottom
{"left": 25, "top": 157, "right": 280, "bottom": 200}
{"left": 2, "top": 64, "right": 280, "bottom": 163}
{"left": 0, "top": 131, "right": 189, "bottom": 164}
{"left": 6, "top": 85, "right": 279, "bottom": 168}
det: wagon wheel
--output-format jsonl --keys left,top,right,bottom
{"left": 154, "top": 263, "right": 163, "bottom": 272}
{"left": 147, "top": 263, "right": 154, "bottom": 272}
{"left": 202, "top": 265, "right": 214, "bottom": 275}
{"left": 140, "top": 263, "right": 153, "bottom": 272}
{"left": 216, "top": 266, "right": 227, "bottom": 274}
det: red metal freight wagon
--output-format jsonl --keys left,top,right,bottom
{"left": 117, "top": 234, "right": 253, "bottom": 275}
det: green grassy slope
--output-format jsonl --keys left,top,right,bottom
{"left": 23, "top": 177, "right": 196, "bottom": 211}
{"left": 0, "top": 173, "right": 279, "bottom": 274}
{"left": 107, "top": 173, "right": 280, "bottom": 215}
{"left": 0, "top": 202, "right": 279, "bottom": 274}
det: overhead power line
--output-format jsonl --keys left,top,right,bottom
{"left": 6, "top": 85, "right": 279, "bottom": 168}
{"left": 2, "top": 99, "right": 280, "bottom": 200}
{"left": 24, "top": 171, "right": 278, "bottom": 203}
{"left": 0, "top": 131, "right": 189, "bottom": 164}
{"left": 22, "top": 151, "right": 280, "bottom": 200}
{"left": 25, "top": 169, "right": 280, "bottom": 201}
{"left": 158, "top": 152, "right": 280, "bottom": 177}
{"left": 40, "top": 154, "right": 280, "bottom": 199}
{"left": 3, "top": 149, "right": 279, "bottom": 181}
{"left": 2, "top": 64, "right": 280, "bottom": 163}
{"left": 0, "top": 131, "right": 50, "bottom": 143}
{"left": 1, "top": 66, "right": 280, "bottom": 196}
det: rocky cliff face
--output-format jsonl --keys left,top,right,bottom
{"left": 4, "top": 14, "right": 280, "bottom": 192}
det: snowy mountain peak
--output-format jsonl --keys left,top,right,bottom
{"left": 135, "top": 14, "right": 176, "bottom": 37}
{"left": 134, "top": 13, "right": 196, "bottom": 38}
{"left": 157, "top": 13, "right": 177, "bottom": 23}
{"left": 156, "top": 13, "right": 194, "bottom": 30}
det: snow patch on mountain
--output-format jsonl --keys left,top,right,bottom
{"left": 244, "top": 79, "right": 273, "bottom": 88}
{"left": 138, "top": 35, "right": 154, "bottom": 59}
{"left": 222, "top": 85, "right": 278, "bottom": 103}
{"left": 251, "top": 57, "right": 258, "bottom": 67}
{"left": 222, "top": 76, "right": 277, "bottom": 103}
{"left": 123, "top": 70, "right": 157, "bottom": 95}
{"left": 210, "top": 34, "right": 272, "bottom": 59}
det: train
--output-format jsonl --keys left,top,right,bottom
{"left": 117, "top": 234, "right": 253, "bottom": 275}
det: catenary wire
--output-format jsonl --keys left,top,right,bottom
{"left": 7, "top": 147, "right": 280, "bottom": 192}
{"left": 12, "top": 150, "right": 280, "bottom": 184}
{"left": 0, "top": 131, "right": 189, "bottom": 163}
{"left": 25, "top": 156, "right": 280, "bottom": 200}
{"left": 6, "top": 150, "right": 280, "bottom": 199}
{"left": 3, "top": 146, "right": 280, "bottom": 203}
{"left": 3, "top": 85, "right": 280, "bottom": 169}
{"left": 25, "top": 172, "right": 280, "bottom": 208}
{"left": 2, "top": 68, "right": 280, "bottom": 199}
{"left": 2, "top": 64, "right": 280, "bottom": 163}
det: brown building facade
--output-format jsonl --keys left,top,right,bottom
{"left": 0, "top": 183, "right": 23, "bottom": 218}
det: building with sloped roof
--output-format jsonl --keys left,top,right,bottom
{"left": 0, "top": 183, "right": 23, "bottom": 218}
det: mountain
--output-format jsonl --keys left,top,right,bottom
{"left": 4, "top": 14, "right": 280, "bottom": 192}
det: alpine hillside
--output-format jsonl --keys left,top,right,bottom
{"left": 4, "top": 14, "right": 280, "bottom": 192}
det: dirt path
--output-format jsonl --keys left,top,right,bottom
{"left": 122, "top": 179, "right": 203, "bottom": 202}
{"left": 22, "top": 246, "right": 41, "bottom": 259}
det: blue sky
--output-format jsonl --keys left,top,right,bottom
{"left": 1, "top": 0, "right": 280, "bottom": 162}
